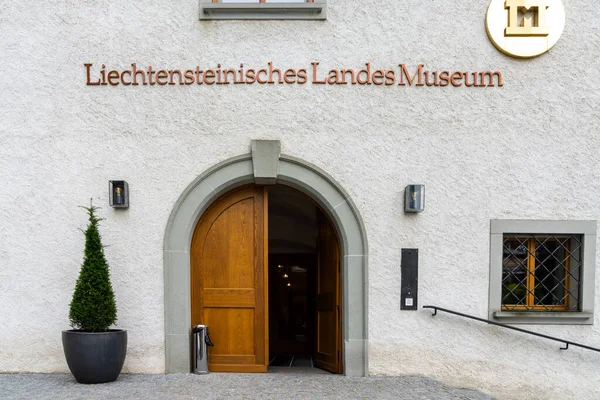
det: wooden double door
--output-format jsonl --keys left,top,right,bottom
{"left": 191, "top": 186, "right": 342, "bottom": 373}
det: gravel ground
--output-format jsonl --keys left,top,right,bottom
{"left": 0, "top": 372, "right": 498, "bottom": 400}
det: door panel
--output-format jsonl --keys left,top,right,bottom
{"left": 314, "top": 210, "right": 342, "bottom": 374}
{"left": 191, "top": 186, "right": 268, "bottom": 373}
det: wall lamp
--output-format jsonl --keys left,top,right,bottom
{"left": 109, "top": 181, "right": 129, "bottom": 208}
{"left": 404, "top": 185, "right": 424, "bottom": 213}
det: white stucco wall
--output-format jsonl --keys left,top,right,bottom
{"left": 1, "top": 0, "right": 599, "bottom": 399}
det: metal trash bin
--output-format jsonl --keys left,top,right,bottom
{"left": 193, "top": 325, "right": 214, "bottom": 374}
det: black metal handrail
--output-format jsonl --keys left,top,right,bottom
{"left": 423, "top": 305, "right": 600, "bottom": 353}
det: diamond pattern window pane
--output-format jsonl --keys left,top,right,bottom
{"left": 501, "top": 235, "right": 581, "bottom": 312}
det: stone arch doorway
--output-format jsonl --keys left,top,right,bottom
{"left": 191, "top": 184, "right": 343, "bottom": 374}
{"left": 163, "top": 140, "right": 368, "bottom": 376}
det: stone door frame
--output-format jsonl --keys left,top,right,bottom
{"left": 163, "top": 140, "right": 368, "bottom": 376}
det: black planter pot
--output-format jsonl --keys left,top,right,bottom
{"left": 62, "top": 329, "right": 127, "bottom": 384}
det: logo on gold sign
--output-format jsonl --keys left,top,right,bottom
{"left": 486, "top": 0, "right": 565, "bottom": 58}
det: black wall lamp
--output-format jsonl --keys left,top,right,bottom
{"left": 404, "top": 184, "right": 424, "bottom": 213}
{"left": 109, "top": 181, "right": 129, "bottom": 208}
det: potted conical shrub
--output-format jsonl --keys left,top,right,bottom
{"left": 62, "top": 202, "right": 127, "bottom": 384}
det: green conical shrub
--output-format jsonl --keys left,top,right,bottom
{"left": 69, "top": 202, "right": 117, "bottom": 332}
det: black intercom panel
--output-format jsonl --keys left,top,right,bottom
{"left": 401, "top": 248, "right": 418, "bottom": 310}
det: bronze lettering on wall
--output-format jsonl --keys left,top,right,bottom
{"left": 84, "top": 63, "right": 503, "bottom": 88}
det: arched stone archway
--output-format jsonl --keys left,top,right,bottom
{"left": 163, "top": 140, "right": 368, "bottom": 376}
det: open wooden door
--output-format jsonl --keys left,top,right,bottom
{"left": 314, "top": 210, "right": 342, "bottom": 374}
{"left": 191, "top": 186, "right": 269, "bottom": 372}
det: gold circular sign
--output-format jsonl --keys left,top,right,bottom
{"left": 486, "top": 0, "right": 565, "bottom": 58}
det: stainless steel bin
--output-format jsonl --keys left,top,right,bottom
{"left": 193, "top": 325, "right": 213, "bottom": 374}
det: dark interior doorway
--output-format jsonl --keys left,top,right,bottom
{"left": 267, "top": 186, "right": 342, "bottom": 374}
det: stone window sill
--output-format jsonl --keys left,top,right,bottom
{"left": 492, "top": 311, "right": 594, "bottom": 325}
{"left": 199, "top": 2, "right": 327, "bottom": 20}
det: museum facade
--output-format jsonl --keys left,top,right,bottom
{"left": 1, "top": 0, "right": 598, "bottom": 399}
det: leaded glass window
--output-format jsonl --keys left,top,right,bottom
{"left": 501, "top": 235, "right": 582, "bottom": 311}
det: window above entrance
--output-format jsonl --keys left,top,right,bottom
{"left": 199, "top": 0, "right": 327, "bottom": 20}
{"left": 489, "top": 220, "right": 597, "bottom": 325}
